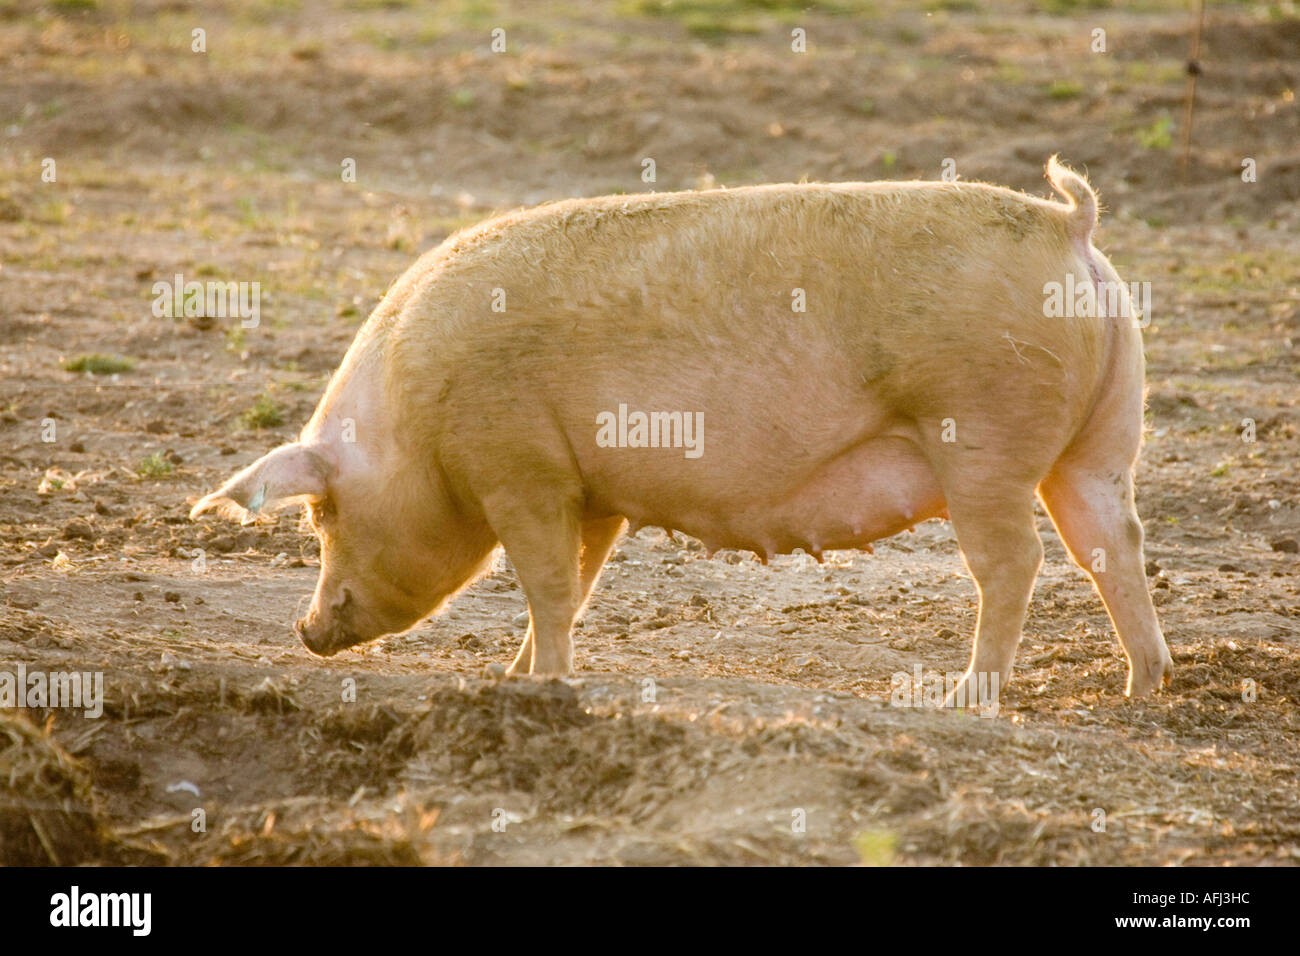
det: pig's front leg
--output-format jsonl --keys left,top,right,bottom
{"left": 507, "top": 622, "right": 536, "bottom": 676}
{"left": 507, "top": 515, "right": 626, "bottom": 676}
{"left": 485, "top": 474, "right": 620, "bottom": 675}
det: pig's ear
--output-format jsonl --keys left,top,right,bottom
{"left": 189, "top": 443, "right": 331, "bottom": 522}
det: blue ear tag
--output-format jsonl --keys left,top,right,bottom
{"left": 246, "top": 482, "right": 268, "bottom": 515}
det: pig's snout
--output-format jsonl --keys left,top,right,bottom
{"left": 294, "top": 589, "right": 358, "bottom": 656}
{"left": 293, "top": 616, "right": 344, "bottom": 656}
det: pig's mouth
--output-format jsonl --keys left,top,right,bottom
{"left": 294, "top": 589, "right": 365, "bottom": 656}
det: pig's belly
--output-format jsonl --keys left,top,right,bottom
{"left": 587, "top": 435, "right": 947, "bottom": 560}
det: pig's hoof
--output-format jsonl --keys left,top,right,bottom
{"left": 942, "top": 670, "right": 1005, "bottom": 714}
{"left": 503, "top": 661, "right": 572, "bottom": 679}
{"left": 1125, "top": 652, "right": 1173, "bottom": 697}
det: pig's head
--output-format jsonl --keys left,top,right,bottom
{"left": 190, "top": 439, "right": 496, "bottom": 656}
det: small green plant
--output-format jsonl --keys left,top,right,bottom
{"left": 1136, "top": 115, "right": 1173, "bottom": 150}
{"left": 137, "top": 453, "right": 174, "bottom": 478}
{"left": 63, "top": 353, "right": 135, "bottom": 375}
{"left": 450, "top": 88, "right": 476, "bottom": 109}
{"left": 1047, "top": 80, "right": 1083, "bottom": 99}
{"left": 240, "top": 393, "right": 285, "bottom": 429}
{"left": 1042, "top": 0, "right": 1115, "bottom": 12}
{"left": 852, "top": 829, "right": 897, "bottom": 866}
{"left": 235, "top": 196, "right": 270, "bottom": 228}
{"left": 881, "top": 150, "right": 898, "bottom": 171}
{"left": 995, "top": 62, "right": 1026, "bottom": 85}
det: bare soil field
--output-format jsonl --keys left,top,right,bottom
{"left": 0, "top": 0, "right": 1297, "bottom": 866}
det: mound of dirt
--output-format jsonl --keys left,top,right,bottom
{"left": 398, "top": 680, "right": 713, "bottom": 817}
{"left": 0, "top": 711, "right": 116, "bottom": 865}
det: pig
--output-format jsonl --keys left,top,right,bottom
{"left": 190, "top": 157, "right": 1173, "bottom": 705}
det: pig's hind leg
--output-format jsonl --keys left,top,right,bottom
{"left": 1038, "top": 459, "right": 1172, "bottom": 697}
{"left": 1035, "top": 317, "right": 1173, "bottom": 697}
{"left": 942, "top": 486, "right": 1045, "bottom": 709}
{"left": 911, "top": 419, "right": 1056, "bottom": 707}
{"left": 499, "top": 506, "right": 625, "bottom": 676}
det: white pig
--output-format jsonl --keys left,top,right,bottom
{"left": 191, "top": 157, "right": 1173, "bottom": 705}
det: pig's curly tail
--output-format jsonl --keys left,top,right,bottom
{"left": 1046, "top": 155, "right": 1099, "bottom": 243}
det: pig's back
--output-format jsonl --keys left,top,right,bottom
{"left": 397, "top": 179, "right": 1098, "bottom": 420}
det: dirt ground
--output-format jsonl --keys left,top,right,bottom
{"left": 1, "top": 0, "right": 1297, "bottom": 866}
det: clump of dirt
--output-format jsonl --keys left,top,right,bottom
{"left": 398, "top": 680, "right": 717, "bottom": 817}
{"left": 0, "top": 711, "right": 117, "bottom": 865}
{"left": 189, "top": 802, "right": 434, "bottom": 866}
